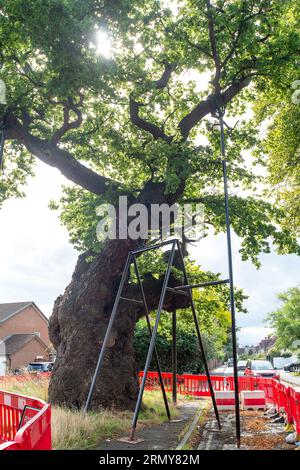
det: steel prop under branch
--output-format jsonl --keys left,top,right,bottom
{"left": 84, "top": 105, "right": 241, "bottom": 447}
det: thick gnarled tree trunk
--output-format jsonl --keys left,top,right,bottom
{"left": 48, "top": 239, "right": 141, "bottom": 410}
{"left": 48, "top": 182, "right": 188, "bottom": 410}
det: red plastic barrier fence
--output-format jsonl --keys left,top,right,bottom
{"left": 288, "top": 387, "right": 300, "bottom": 435}
{"left": 182, "top": 374, "right": 234, "bottom": 396}
{"left": 139, "top": 371, "right": 300, "bottom": 435}
{"left": 0, "top": 390, "right": 51, "bottom": 450}
{"left": 275, "top": 381, "right": 288, "bottom": 412}
{"left": 252, "top": 377, "right": 275, "bottom": 404}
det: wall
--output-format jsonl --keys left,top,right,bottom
{"left": 9, "top": 338, "right": 50, "bottom": 371}
{"left": 0, "top": 305, "right": 50, "bottom": 346}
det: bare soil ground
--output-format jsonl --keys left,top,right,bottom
{"left": 197, "top": 408, "right": 293, "bottom": 450}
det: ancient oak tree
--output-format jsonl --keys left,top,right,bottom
{"left": 0, "top": 0, "right": 299, "bottom": 409}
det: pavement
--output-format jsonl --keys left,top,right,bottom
{"left": 97, "top": 400, "right": 205, "bottom": 451}
{"left": 279, "top": 370, "right": 300, "bottom": 387}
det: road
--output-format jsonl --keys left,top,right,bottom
{"left": 211, "top": 365, "right": 300, "bottom": 388}
{"left": 210, "top": 365, "right": 245, "bottom": 377}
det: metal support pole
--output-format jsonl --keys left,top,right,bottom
{"left": 132, "top": 256, "right": 171, "bottom": 420}
{"left": 129, "top": 241, "right": 176, "bottom": 440}
{"left": 172, "top": 310, "right": 177, "bottom": 405}
{"left": 84, "top": 253, "right": 132, "bottom": 413}
{"left": 131, "top": 239, "right": 175, "bottom": 255}
{"left": 166, "top": 287, "right": 189, "bottom": 296}
{"left": 175, "top": 240, "right": 221, "bottom": 430}
{"left": 174, "top": 279, "right": 229, "bottom": 290}
{"left": 219, "top": 113, "right": 241, "bottom": 447}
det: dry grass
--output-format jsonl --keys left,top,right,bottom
{"left": 51, "top": 406, "right": 132, "bottom": 449}
{"left": 0, "top": 375, "right": 178, "bottom": 449}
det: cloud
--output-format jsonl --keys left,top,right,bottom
{"left": 0, "top": 162, "right": 77, "bottom": 317}
{"left": 190, "top": 232, "right": 300, "bottom": 330}
{"left": 238, "top": 327, "right": 274, "bottom": 346}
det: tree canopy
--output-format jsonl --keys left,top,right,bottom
{"left": 0, "top": 0, "right": 300, "bottom": 266}
{"left": 267, "top": 287, "right": 300, "bottom": 352}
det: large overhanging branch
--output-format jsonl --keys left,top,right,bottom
{"left": 4, "top": 112, "right": 120, "bottom": 196}
{"left": 51, "top": 95, "right": 83, "bottom": 145}
{"left": 178, "top": 76, "right": 251, "bottom": 140}
{"left": 155, "top": 62, "right": 176, "bottom": 89}
{"left": 129, "top": 62, "right": 175, "bottom": 142}
{"left": 129, "top": 97, "right": 172, "bottom": 142}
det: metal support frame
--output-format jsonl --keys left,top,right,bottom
{"left": 84, "top": 101, "right": 240, "bottom": 441}
{"left": 131, "top": 256, "right": 171, "bottom": 421}
{"left": 129, "top": 241, "right": 177, "bottom": 439}
{"left": 84, "top": 238, "right": 221, "bottom": 441}
{"left": 175, "top": 240, "right": 221, "bottom": 430}
{"left": 174, "top": 279, "right": 229, "bottom": 290}
{"left": 120, "top": 296, "right": 143, "bottom": 305}
{"left": 166, "top": 286, "right": 189, "bottom": 297}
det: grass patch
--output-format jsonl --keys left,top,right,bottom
{"left": 0, "top": 376, "right": 178, "bottom": 449}
{"left": 0, "top": 374, "right": 49, "bottom": 401}
{"left": 52, "top": 406, "right": 131, "bottom": 449}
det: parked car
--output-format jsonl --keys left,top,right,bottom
{"left": 237, "top": 360, "right": 247, "bottom": 372}
{"left": 284, "top": 360, "right": 300, "bottom": 372}
{"left": 244, "top": 360, "right": 280, "bottom": 380}
{"left": 227, "top": 358, "right": 234, "bottom": 367}
{"left": 27, "top": 362, "right": 53, "bottom": 373}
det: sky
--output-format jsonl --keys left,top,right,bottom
{"left": 0, "top": 161, "right": 299, "bottom": 346}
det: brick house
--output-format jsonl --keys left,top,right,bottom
{"left": 0, "top": 302, "right": 52, "bottom": 375}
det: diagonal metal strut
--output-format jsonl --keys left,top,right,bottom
{"left": 175, "top": 240, "right": 222, "bottom": 430}
{"left": 132, "top": 255, "right": 171, "bottom": 421}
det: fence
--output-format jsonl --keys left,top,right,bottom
{"left": 139, "top": 371, "right": 300, "bottom": 435}
{"left": 0, "top": 389, "right": 51, "bottom": 450}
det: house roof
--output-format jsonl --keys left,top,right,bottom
{"left": 0, "top": 302, "right": 49, "bottom": 324}
{"left": 0, "top": 334, "right": 42, "bottom": 355}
